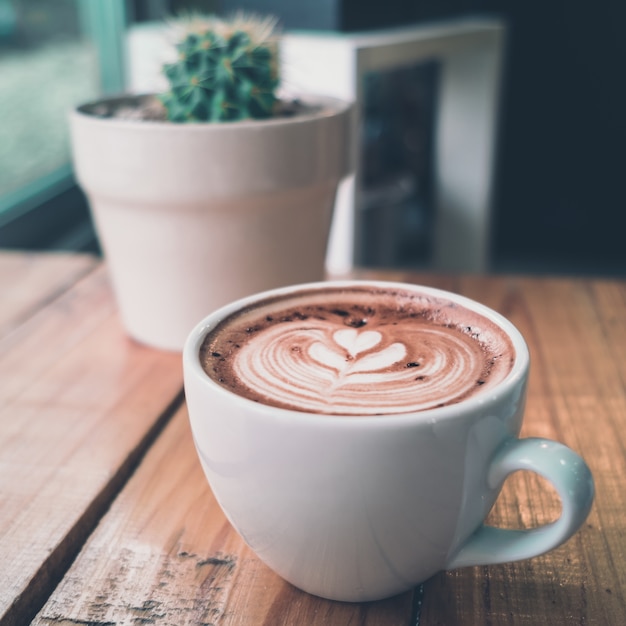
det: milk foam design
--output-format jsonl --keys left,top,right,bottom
{"left": 229, "top": 320, "right": 492, "bottom": 415}
{"left": 201, "top": 286, "right": 516, "bottom": 415}
{"left": 310, "top": 329, "right": 406, "bottom": 375}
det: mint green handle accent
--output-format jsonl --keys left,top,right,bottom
{"left": 447, "top": 438, "right": 594, "bottom": 569}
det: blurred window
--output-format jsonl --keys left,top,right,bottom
{"left": 0, "top": 0, "right": 125, "bottom": 249}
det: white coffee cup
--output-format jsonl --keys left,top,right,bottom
{"left": 183, "top": 281, "right": 594, "bottom": 602}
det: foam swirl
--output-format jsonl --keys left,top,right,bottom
{"left": 201, "top": 286, "right": 514, "bottom": 415}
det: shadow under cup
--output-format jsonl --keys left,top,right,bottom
{"left": 182, "top": 280, "right": 595, "bottom": 602}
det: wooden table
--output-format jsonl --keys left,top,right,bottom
{"left": 1, "top": 251, "right": 625, "bottom": 626}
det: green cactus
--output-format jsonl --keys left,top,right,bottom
{"left": 159, "top": 14, "right": 280, "bottom": 123}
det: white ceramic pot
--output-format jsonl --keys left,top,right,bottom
{"left": 70, "top": 95, "right": 354, "bottom": 351}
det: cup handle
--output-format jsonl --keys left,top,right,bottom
{"left": 446, "top": 437, "right": 594, "bottom": 569}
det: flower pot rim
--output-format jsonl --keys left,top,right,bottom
{"left": 72, "top": 93, "right": 354, "bottom": 133}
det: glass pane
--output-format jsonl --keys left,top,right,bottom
{"left": 358, "top": 60, "right": 440, "bottom": 268}
{"left": 0, "top": 0, "right": 99, "bottom": 205}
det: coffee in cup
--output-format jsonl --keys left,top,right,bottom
{"left": 183, "top": 281, "right": 594, "bottom": 602}
{"left": 199, "top": 284, "right": 515, "bottom": 415}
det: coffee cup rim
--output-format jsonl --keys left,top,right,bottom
{"left": 183, "top": 280, "right": 530, "bottom": 425}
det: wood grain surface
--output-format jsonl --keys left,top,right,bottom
{"left": 3, "top": 256, "right": 625, "bottom": 625}
{"left": 0, "top": 251, "right": 97, "bottom": 337}
{"left": 0, "top": 254, "right": 184, "bottom": 626}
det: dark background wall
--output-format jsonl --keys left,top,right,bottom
{"left": 414, "top": 1, "right": 626, "bottom": 275}
{"left": 490, "top": 1, "right": 625, "bottom": 275}
{"left": 218, "top": 0, "right": 626, "bottom": 276}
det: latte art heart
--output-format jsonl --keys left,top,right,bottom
{"left": 200, "top": 286, "right": 515, "bottom": 416}
{"left": 309, "top": 329, "right": 406, "bottom": 374}
{"left": 230, "top": 322, "right": 489, "bottom": 414}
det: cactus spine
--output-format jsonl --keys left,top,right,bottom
{"left": 160, "top": 14, "right": 280, "bottom": 123}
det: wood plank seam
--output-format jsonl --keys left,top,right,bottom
{"left": 0, "top": 389, "right": 185, "bottom": 626}
{"left": 410, "top": 583, "right": 425, "bottom": 625}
